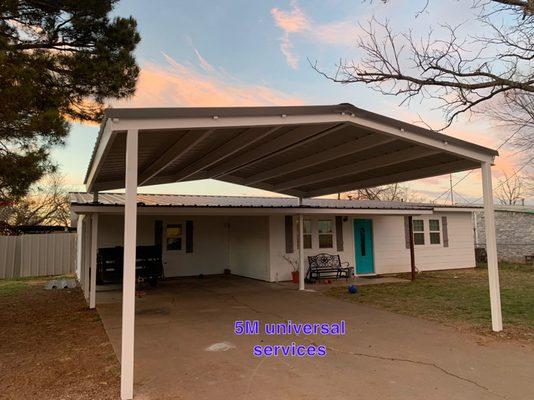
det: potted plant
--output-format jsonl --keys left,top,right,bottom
{"left": 281, "top": 254, "right": 300, "bottom": 283}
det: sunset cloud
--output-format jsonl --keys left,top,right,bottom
{"left": 271, "top": 1, "right": 360, "bottom": 69}
{"left": 271, "top": 2, "right": 309, "bottom": 33}
{"left": 115, "top": 52, "right": 303, "bottom": 108}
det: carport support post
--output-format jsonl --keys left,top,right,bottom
{"left": 121, "top": 129, "right": 138, "bottom": 400}
{"left": 76, "top": 215, "right": 84, "bottom": 281}
{"left": 83, "top": 217, "right": 91, "bottom": 300}
{"left": 481, "top": 161, "right": 503, "bottom": 332}
{"left": 89, "top": 213, "right": 98, "bottom": 309}
{"left": 298, "top": 213, "right": 305, "bottom": 290}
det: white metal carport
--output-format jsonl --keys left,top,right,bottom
{"left": 80, "top": 104, "right": 501, "bottom": 400}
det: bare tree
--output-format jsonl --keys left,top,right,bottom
{"left": 487, "top": 91, "right": 534, "bottom": 149}
{"left": 0, "top": 172, "right": 70, "bottom": 227}
{"left": 342, "top": 183, "right": 408, "bottom": 201}
{"left": 313, "top": 0, "right": 534, "bottom": 140}
{"left": 495, "top": 170, "right": 527, "bottom": 204}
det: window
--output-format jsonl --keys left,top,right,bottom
{"left": 429, "top": 219, "right": 441, "bottom": 245}
{"left": 318, "top": 220, "right": 333, "bottom": 248}
{"left": 166, "top": 224, "right": 183, "bottom": 251}
{"left": 303, "top": 219, "right": 312, "bottom": 249}
{"left": 413, "top": 219, "right": 425, "bottom": 245}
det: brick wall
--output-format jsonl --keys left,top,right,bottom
{"left": 474, "top": 210, "right": 534, "bottom": 263}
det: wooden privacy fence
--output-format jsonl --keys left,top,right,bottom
{"left": 0, "top": 233, "right": 77, "bottom": 279}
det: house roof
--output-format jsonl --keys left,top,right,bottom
{"left": 70, "top": 192, "right": 475, "bottom": 212}
{"left": 487, "top": 205, "right": 534, "bottom": 214}
{"left": 84, "top": 104, "right": 498, "bottom": 198}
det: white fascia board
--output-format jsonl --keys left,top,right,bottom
{"left": 70, "top": 205, "right": 433, "bottom": 216}
{"left": 346, "top": 118, "right": 495, "bottom": 163}
{"left": 86, "top": 118, "right": 116, "bottom": 192}
{"left": 110, "top": 113, "right": 347, "bottom": 131}
{"left": 111, "top": 113, "right": 495, "bottom": 163}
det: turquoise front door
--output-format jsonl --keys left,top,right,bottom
{"left": 354, "top": 219, "right": 375, "bottom": 274}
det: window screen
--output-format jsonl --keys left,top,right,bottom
{"left": 318, "top": 220, "right": 333, "bottom": 248}
{"left": 413, "top": 219, "right": 425, "bottom": 245}
{"left": 303, "top": 219, "right": 312, "bottom": 249}
{"left": 429, "top": 219, "right": 441, "bottom": 245}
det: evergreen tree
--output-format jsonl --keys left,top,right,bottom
{"left": 0, "top": 0, "right": 140, "bottom": 200}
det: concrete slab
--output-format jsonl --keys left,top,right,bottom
{"left": 96, "top": 276, "right": 534, "bottom": 400}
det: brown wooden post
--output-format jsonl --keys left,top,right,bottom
{"left": 408, "top": 216, "right": 416, "bottom": 281}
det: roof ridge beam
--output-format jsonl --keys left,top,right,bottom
{"left": 139, "top": 129, "right": 213, "bottom": 186}
{"left": 305, "top": 159, "right": 473, "bottom": 198}
{"left": 275, "top": 146, "right": 441, "bottom": 192}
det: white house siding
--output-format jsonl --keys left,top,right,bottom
{"left": 96, "top": 214, "right": 270, "bottom": 280}
{"left": 267, "top": 212, "right": 475, "bottom": 281}
{"left": 268, "top": 215, "right": 355, "bottom": 282}
{"left": 228, "top": 216, "right": 270, "bottom": 281}
{"left": 413, "top": 212, "right": 476, "bottom": 271}
{"left": 371, "top": 215, "right": 412, "bottom": 274}
{"left": 92, "top": 210, "right": 474, "bottom": 283}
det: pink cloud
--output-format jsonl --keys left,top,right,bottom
{"left": 193, "top": 48, "right": 216, "bottom": 73}
{"left": 271, "top": 2, "right": 310, "bottom": 33}
{"left": 114, "top": 53, "right": 303, "bottom": 108}
{"left": 270, "top": 1, "right": 361, "bottom": 69}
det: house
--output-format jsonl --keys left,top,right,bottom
{"left": 70, "top": 193, "right": 477, "bottom": 281}
{"left": 71, "top": 104, "right": 503, "bottom": 399}
{"left": 474, "top": 205, "right": 534, "bottom": 263}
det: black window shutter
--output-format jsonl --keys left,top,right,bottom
{"left": 335, "top": 216, "right": 344, "bottom": 251}
{"left": 285, "top": 216, "right": 294, "bottom": 253}
{"left": 404, "top": 216, "right": 411, "bottom": 249}
{"left": 154, "top": 220, "right": 163, "bottom": 256}
{"left": 186, "top": 220, "right": 193, "bottom": 253}
{"left": 442, "top": 216, "right": 449, "bottom": 247}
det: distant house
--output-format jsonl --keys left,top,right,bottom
{"left": 474, "top": 205, "right": 534, "bottom": 263}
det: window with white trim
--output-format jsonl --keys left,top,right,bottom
{"left": 429, "top": 219, "right": 441, "bottom": 245}
{"left": 318, "top": 219, "right": 333, "bottom": 248}
{"left": 413, "top": 219, "right": 425, "bottom": 245}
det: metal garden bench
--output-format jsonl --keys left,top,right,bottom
{"left": 306, "top": 253, "right": 352, "bottom": 282}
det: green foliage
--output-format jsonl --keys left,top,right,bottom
{"left": 0, "top": 0, "right": 140, "bottom": 201}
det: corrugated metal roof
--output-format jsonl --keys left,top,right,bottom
{"left": 70, "top": 192, "right": 444, "bottom": 211}
{"left": 102, "top": 104, "right": 498, "bottom": 157}
{"left": 84, "top": 104, "right": 498, "bottom": 198}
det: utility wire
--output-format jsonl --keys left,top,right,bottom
{"left": 431, "top": 129, "right": 526, "bottom": 203}
{"left": 467, "top": 156, "right": 534, "bottom": 205}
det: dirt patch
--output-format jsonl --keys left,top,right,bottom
{"left": 0, "top": 278, "right": 119, "bottom": 400}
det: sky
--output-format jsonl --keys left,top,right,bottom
{"left": 53, "top": 0, "right": 533, "bottom": 204}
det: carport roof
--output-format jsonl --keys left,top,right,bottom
{"left": 85, "top": 104, "right": 498, "bottom": 197}
{"left": 69, "top": 192, "right": 475, "bottom": 212}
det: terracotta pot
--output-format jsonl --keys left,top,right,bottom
{"left": 291, "top": 271, "right": 299, "bottom": 283}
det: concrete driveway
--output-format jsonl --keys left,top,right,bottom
{"left": 96, "top": 276, "right": 534, "bottom": 400}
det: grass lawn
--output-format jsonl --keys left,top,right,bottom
{"left": 0, "top": 275, "right": 119, "bottom": 399}
{"left": 325, "top": 263, "right": 534, "bottom": 341}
